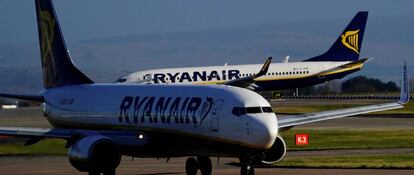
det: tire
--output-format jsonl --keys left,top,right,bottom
{"left": 197, "top": 156, "right": 212, "bottom": 175}
{"left": 185, "top": 157, "right": 198, "bottom": 175}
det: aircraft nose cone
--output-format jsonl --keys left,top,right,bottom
{"left": 252, "top": 114, "right": 278, "bottom": 149}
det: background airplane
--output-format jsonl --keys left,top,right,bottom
{"left": 117, "top": 12, "right": 370, "bottom": 91}
{"left": 0, "top": 1, "right": 409, "bottom": 175}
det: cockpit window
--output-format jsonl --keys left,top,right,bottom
{"left": 232, "top": 106, "right": 273, "bottom": 116}
{"left": 232, "top": 107, "right": 246, "bottom": 116}
{"left": 245, "top": 107, "right": 262, "bottom": 114}
{"left": 262, "top": 107, "right": 273, "bottom": 113}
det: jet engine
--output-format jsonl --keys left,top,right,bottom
{"left": 68, "top": 135, "right": 121, "bottom": 172}
{"left": 261, "top": 135, "right": 287, "bottom": 164}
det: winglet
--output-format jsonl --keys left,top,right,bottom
{"left": 254, "top": 57, "right": 272, "bottom": 78}
{"left": 399, "top": 60, "right": 410, "bottom": 104}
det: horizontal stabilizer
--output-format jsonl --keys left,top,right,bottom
{"left": 316, "top": 57, "right": 372, "bottom": 76}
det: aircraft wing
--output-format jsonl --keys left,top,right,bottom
{"left": 221, "top": 57, "right": 272, "bottom": 90}
{"left": 278, "top": 61, "right": 409, "bottom": 129}
{"left": 0, "top": 126, "right": 149, "bottom": 147}
{"left": 0, "top": 127, "right": 71, "bottom": 138}
{"left": 0, "top": 93, "right": 44, "bottom": 102}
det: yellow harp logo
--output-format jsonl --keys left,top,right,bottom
{"left": 39, "top": 10, "right": 55, "bottom": 60}
{"left": 39, "top": 9, "right": 57, "bottom": 88}
{"left": 341, "top": 29, "right": 360, "bottom": 54}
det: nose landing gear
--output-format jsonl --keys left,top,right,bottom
{"left": 240, "top": 163, "right": 255, "bottom": 175}
{"left": 240, "top": 154, "right": 257, "bottom": 175}
{"left": 185, "top": 156, "right": 212, "bottom": 175}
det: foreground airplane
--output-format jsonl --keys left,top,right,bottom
{"left": 117, "top": 11, "right": 370, "bottom": 91}
{"left": 0, "top": 1, "right": 409, "bottom": 175}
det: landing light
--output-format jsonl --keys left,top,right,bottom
{"left": 138, "top": 134, "right": 144, "bottom": 140}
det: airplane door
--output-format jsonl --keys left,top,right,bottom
{"left": 210, "top": 99, "right": 223, "bottom": 132}
{"left": 318, "top": 64, "right": 325, "bottom": 79}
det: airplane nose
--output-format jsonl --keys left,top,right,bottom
{"left": 251, "top": 114, "right": 278, "bottom": 149}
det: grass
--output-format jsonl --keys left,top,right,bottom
{"left": 1, "top": 130, "right": 414, "bottom": 169}
{"left": 0, "top": 139, "right": 67, "bottom": 156}
{"left": 275, "top": 154, "right": 414, "bottom": 169}
{"left": 281, "top": 130, "right": 414, "bottom": 151}
{"left": 274, "top": 102, "right": 414, "bottom": 115}
{"left": 0, "top": 130, "right": 413, "bottom": 155}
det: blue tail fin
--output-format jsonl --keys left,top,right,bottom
{"left": 305, "top": 11, "right": 368, "bottom": 62}
{"left": 35, "top": 0, "right": 93, "bottom": 88}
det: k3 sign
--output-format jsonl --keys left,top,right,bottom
{"left": 295, "top": 133, "right": 309, "bottom": 145}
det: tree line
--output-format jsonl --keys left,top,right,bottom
{"left": 282, "top": 76, "right": 403, "bottom": 96}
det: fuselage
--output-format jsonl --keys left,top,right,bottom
{"left": 118, "top": 61, "right": 364, "bottom": 91}
{"left": 41, "top": 84, "right": 278, "bottom": 151}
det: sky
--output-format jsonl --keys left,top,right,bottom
{"left": 0, "top": 0, "right": 412, "bottom": 93}
{"left": 0, "top": 0, "right": 413, "bottom": 44}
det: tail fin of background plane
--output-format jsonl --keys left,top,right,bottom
{"left": 304, "top": 11, "right": 368, "bottom": 62}
{"left": 35, "top": 0, "right": 93, "bottom": 89}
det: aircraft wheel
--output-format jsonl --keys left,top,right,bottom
{"left": 197, "top": 156, "right": 212, "bottom": 175}
{"left": 185, "top": 157, "right": 198, "bottom": 175}
{"left": 240, "top": 163, "right": 254, "bottom": 175}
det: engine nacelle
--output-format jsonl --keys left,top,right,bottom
{"left": 68, "top": 135, "right": 121, "bottom": 172}
{"left": 261, "top": 135, "right": 287, "bottom": 165}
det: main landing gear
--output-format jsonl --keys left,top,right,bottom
{"left": 185, "top": 156, "right": 212, "bottom": 175}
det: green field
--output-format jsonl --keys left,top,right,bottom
{"left": 0, "top": 139, "right": 66, "bottom": 156}
{"left": 1, "top": 129, "right": 413, "bottom": 154}
{"left": 282, "top": 129, "right": 414, "bottom": 151}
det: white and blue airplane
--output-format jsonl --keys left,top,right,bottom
{"left": 0, "top": 1, "right": 409, "bottom": 175}
{"left": 117, "top": 12, "right": 371, "bottom": 91}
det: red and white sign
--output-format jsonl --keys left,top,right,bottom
{"left": 295, "top": 133, "right": 309, "bottom": 145}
